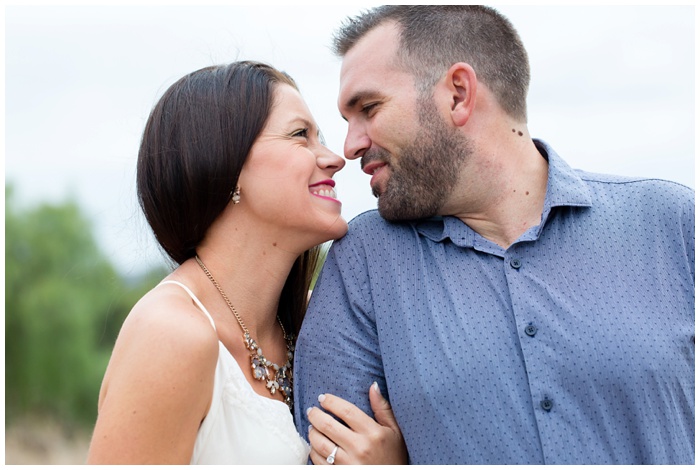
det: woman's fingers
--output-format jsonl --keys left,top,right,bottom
{"left": 309, "top": 388, "right": 409, "bottom": 464}
{"left": 308, "top": 426, "right": 342, "bottom": 465}
{"left": 307, "top": 402, "right": 354, "bottom": 453}
{"left": 316, "top": 393, "right": 376, "bottom": 434}
{"left": 369, "top": 382, "right": 401, "bottom": 433}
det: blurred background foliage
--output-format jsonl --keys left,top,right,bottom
{"left": 5, "top": 182, "right": 331, "bottom": 462}
{"left": 5, "top": 183, "right": 168, "bottom": 457}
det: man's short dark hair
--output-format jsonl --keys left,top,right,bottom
{"left": 333, "top": 5, "right": 530, "bottom": 122}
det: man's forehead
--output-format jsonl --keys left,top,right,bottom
{"left": 339, "top": 28, "right": 401, "bottom": 89}
{"left": 341, "top": 21, "right": 400, "bottom": 66}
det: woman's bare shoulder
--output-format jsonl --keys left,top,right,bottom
{"left": 88, "top": 282, "right": 220, "bottom": 463}
{"left": 124, "top": 282, "right": 218, "bottom": 356}
{"left": 100, "top": 282, "right": 220, "bottom": 405}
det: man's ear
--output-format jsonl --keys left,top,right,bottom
{"left": 444, "top": 62, "right": 477, "bottom": 127}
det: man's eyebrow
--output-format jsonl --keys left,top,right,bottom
{"left": 342, "top": 90, "right": 382, "bottom": 111}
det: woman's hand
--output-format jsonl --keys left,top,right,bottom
{"left": 306, "top": 382, "right": 408, "bottom": 465}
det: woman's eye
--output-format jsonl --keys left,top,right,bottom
{"left": 292, "top": 128, "right": 309, "bottom": 138}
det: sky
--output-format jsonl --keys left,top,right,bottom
{"left": 5, "top": 4, "right": 696, "bottom": 276}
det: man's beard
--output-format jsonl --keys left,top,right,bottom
{"left": 373, "top": 97, "right": 471, "bottom": 221}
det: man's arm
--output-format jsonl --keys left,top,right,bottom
{"left": 294, "top": 236, "right": 386, "bottom": 440}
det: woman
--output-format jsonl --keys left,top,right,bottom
{"left": 86, "top": 61, "right": 406, "bottom": 464}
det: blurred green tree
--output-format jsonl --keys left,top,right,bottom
{"left": 5, "top": 184, "right": 167, "bottom": 428}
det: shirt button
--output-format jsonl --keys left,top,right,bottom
{"left": 540, "top": 398, "right": 553, "bottom": 412}
{"left": 525, "top": 325, "right": 538, "bottom": 337}
{"left": 510, "top": 258, "right": 522, "bottom": 269}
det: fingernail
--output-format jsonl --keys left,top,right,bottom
{"left": 318, "top": 394, "right": 326, "bottom": 403}
{"left": 373, "top": 381, "right": 386, "bottom": 401}
{"left": 308, "top": 424, "right": 313, "bottom": 433}
{"left": 306, "top": 407, "right": 313, "bottom": 416}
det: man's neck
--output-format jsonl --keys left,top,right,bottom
{"left": 451, "top": 137, "right": 549, "bottom": 249}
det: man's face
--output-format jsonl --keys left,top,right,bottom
{"left": 338, "top": 22, "right": 470, "bottom": 221}
{"left": 372, "top": 96, "right": 471, "bottom": 220}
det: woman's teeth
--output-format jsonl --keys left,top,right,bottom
{"left": 312, "top": 188, "right": 337, "bottom": 199}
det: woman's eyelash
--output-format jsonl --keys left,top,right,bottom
{"left": 292, "top": 128, "right": 309, "bottom": 138}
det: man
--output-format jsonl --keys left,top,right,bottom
{"left": 295, "top": 5, "right": 694, "bottom": 464}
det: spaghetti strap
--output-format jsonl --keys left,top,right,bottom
{"left": 159, "top": 280, "right": 217, "bottom": 331}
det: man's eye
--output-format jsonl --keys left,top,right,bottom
{"left": 362, "top": 103, "right": 378, "bottom": 114}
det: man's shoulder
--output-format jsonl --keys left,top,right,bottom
{"left": 576, "top": 170, "right": 694, "bottom": 201}
{"left": 330, "top": 209, "right": 425, "bottom": 255}
{"left": 348, "top": 209, "right": 386, "bottom": 227}
{"left": 345, "top": 209, "right": 418, "bottom": 237}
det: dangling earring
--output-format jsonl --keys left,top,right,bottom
{"left": 231, "top": 186, "right": 241, "bottom": 204}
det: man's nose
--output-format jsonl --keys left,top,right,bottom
{"left": 343, "top": 123, "right": 371, "bottom": 161}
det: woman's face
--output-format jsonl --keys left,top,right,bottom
{"left": 236, "top": 84, "right": 349, "bottom": 246}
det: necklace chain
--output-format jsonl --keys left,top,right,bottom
{"left": 195, "top": 254, "right": 294, "bottom": 411}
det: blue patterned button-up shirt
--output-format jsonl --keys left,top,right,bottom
{"left": 294, "top": 140, "right": 694, "bottom": 464}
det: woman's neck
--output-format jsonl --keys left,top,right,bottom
{"left": 192, "top": 233, "right": 301, "bottom": 342}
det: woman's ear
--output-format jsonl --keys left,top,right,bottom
{"left": 444, "top": 62, "right": 477, "bottom": 127}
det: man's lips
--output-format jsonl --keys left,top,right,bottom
{"left": 364, "top": 162, "right": 389, "bottom": 192}
{"left": 362, "top": 161, "right": 387, "bottom": 176}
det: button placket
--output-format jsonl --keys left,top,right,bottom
{"left": 506, "top": 251, "right": 554, "bottom": 423}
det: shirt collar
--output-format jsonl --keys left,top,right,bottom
{"left": 416, "top": 139, "right": 593, "bottom": 247}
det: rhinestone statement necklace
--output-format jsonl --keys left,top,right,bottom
{"left": 195, "top": 255, "right": 294, "bottom": 411}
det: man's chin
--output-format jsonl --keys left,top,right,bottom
{"left": 376, "top": 196, "right": 399, "bottom": 221}
{"left": 377, "top": 196, "right": 437, "bottom": 222}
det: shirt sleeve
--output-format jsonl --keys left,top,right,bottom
{"left": 681, "top": 187, "right": 694, "bottom": 282}
{"left": 293, "top": 233, "right": 386, "bottom": 440}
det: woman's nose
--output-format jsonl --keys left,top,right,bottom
{"left": 317, "top": 146, "right": 346, "bottom": 174}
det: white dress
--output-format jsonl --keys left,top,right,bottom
{"left": 159, "top": 280, "right": 310, "bottom": 465}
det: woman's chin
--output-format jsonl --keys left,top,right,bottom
{"left": 319, "top": 216, "right": 349, "bottom": 243}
